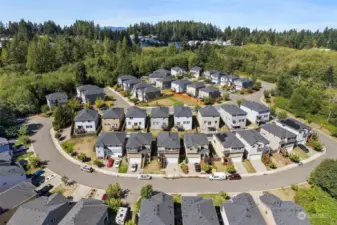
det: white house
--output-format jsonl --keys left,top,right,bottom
{"left": 117, "top": 75, "right": 137, "bottom": 87}
{"left": 125, "top": 106, "right": 147, "bottom": 129}
{"left": 155, "top": 76, "right": 175, "bottom": 89}
{"left": 234, "top": 78, "right": 253, "bottom": 90}
{"left": 171, "top": 66, "right": 186, "bottom": 77}
{"left": 184, "top": 133, "right": 210, "bottom": 163}
{"left": 132, "top": 83, "right": 161, "bottom": 102}
{"left": 211, "top": 71, "right": 226, "bottom": 84}
{"left": 150, "top": 107, "right": 169, "bottom": 130}
{"left": 240, "top": 101, "right": 270, "bottom": 125}
{"left": 45, "top": 92, "right": 68, "bottom": 109}
{"left": 126, "top": 133, "right": 153, "bottom": 164}
{"left": 218, "top": 105, "right": 247, "bottom": 129}
{"left": 74, "top": 109, "right": 100, "bottom": 133}
{"left": 186, "top": 82, "right": 205, "bottom": 97}
{"left": 171, "top": 79, "right": 191, "bottom": 93}
{"left": 203, "top": 70, "right": 219, "bottom": 80}
{"left": 122, "top": 79, "right": 141, "bottom": 91}
{"left": 190, "top": 66, "right": 203, "bottom": 78}
{"left": 95, "top": 132, "right": 126, "bottom": 159}
{"left": 275, "top": 118, "right": 312, "bottom": 145}
{"left": 174, "top": 105, "right": 193, "bottom": 130}
{"left": 149, "top": 69, "right": 170, "bottom": 84}
{"left": 220, "top": 74, "right": 239, "bottom": 86}
{"left": 76, "top": 85, "right": 105, "bottom": 104}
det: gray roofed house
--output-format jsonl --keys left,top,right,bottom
{"left": 278, "top": 118, "right": 311, "bottom": 131}
{"left": 199, "top": 106, "right": 220, "bottom": 117}
{"left": 198, "top": 106, "right": 221, "bottom": 133}
{"left": 125, "top": 106, "right": 147, "bottom": 130}
{"left": 171, "top": 79, "right": 192, "bottom": 93}
{"left": 220, "top": 193, "right": 267, "bottom": 225}
{"left": 237, "top": 129, "right": 269, "bottom": 146}
{"left": 174, "top": 105, "right": 192, "bottom": 117}
{"left": 184, "top": 133, "right": 210, "bottom": 162}
{"left": 171, "top": 66, "right": 186, "bottom": 77}
{"left": 7, "top": 193, "right": 71, "bottom": 225}
{"left": 117, "top": 75, "right": 137, "bottom": 86}
{"left": 182, "top": 196, "right": 220, "bottom": 225}
{"left": 215, "top": 132, "right": 245, "bottom": 149}
{"left": 45, "top": 92, "right": 68, "bottom": 109}
{"left": 260, "top": 193, "right": 311, "bottom": 225}
{"left": 191, "top": 66, "right": 203, "bottom": 72}
{"left": 126, "top": 106, "right": 147, "bottom": 119}
{"left": 76, "top": 85, "right": 104, "bottom": 104}
{"left": 151, "top": 107, "right": 169, "bottom": 118}
{"left": 151, "top": 107, "right": 169, "bottom": 130}
{"left": 186, "top": 82, "right": 206, "bottom": 97}
{"left": 126, "top": 133, "right": 153, "bottom": 150}
{"left": 221, "top": 74, "right": 239, "bottom": 86}
{"left": 198, "top": 86, "right": 221, "bottom": 99}
{"left": 240, "top": 101, "right": 270, "bottom": 113}
{"left": 149, "top": 69, "right": 170, "bottom": 84}
{"left": 213, "top": 132, "right": 245, "bottom": 161}
{"left": 234, "top": 78, "right": 253, "bottom": 90}
{"left": 275, "top": 118, "right": 312, "bottom": 145}
{"left": 261, "top": 124, "right": 296, "bottom": 139}
{"left": 0, "top": 137, "right": 10, "bottom": 153}
{"left": 174, "top": 106, "right": 193, "bottom": 130}
{"left": 190, "top": 66, "right": 203, "bottom": 78}
{"left": 156, "top": 76, "right": 176, "bottom": 89}
{"left": 102, "top": 108, "right": 125, "bottom": 132}
{"left": 187, "top": 82, "right": 206, "bottom": 89}
{"left": 58, "top": 198, "right": 108, "bottom": 225}
{"left": 74, "top": 108, "right": 99, "bottom": 122}
{"left": 0, "top": 151, "right": 12, "bottom": 165}
{"left": 0, "top": 163, "right": 27, "bottom": 193}
{"left": 139, "top": 192, "right": 174, "bottom": 225}
{"left": 236, "top": 130, "right": 270, "bottom": 159}
{"left": 218, "top": 105, "right": 247, "bottom": 129}
{"left": 157, "top": 132, "right": 180, "bottom": 149}
{"left": 135, "top": 85, "right": 161, "bottom": 102}
{"left": 122, "top": 78, "right": 141, "bottom": 91}
{"left": 74, "top": 109, "right": 100, "bottom": 133}
{"left": 220, "top": 105, "right": 247, "bottom": 116}
{"left": 240, "top": 101, "right": 271, "bottom": 124}
{"left": 102, "top": 108, "right": 124, "bottom": 119}
{"left": 95, "top": 132, "right": 126, "bottom": 159}
{"left": 204, "top": 70, "right": 220, "bottom": 79}
{"left": 153, "top": 69, "right": 171, "bottom": 76}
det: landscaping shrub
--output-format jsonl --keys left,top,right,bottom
{"left": 15, "top": 135, "right": 30, "bottom": 146}
{"left": 118, "top": 160, "right": 128, "bottom": 173}
{"left": 267, "top": 161, "right": 277, "bottom": 169}
{"left": 291, "top": 184, "right": 299, "bottom": 191}
{"left": 277, "top": 111, "right": 287, "bottom": 119}
{"left": 201, "top": 163, "right": 212, "bottom": 173}
{"left": 226, "top": 164, "right": 236, "bottom": 174}
{"left": 77, "top": 153, "right": 89, "bottom": 162}
{"left": 29, "top": 155, "right": 41, "bottom": 168}
{"left": 54, "top": 131, "right": 62, "bottom": 139}
{"left": 61, "top": 142, "right": 74, "bottom": 154}
{"left": 180, "top": 163, "right": 189, "bottom": 174}
{"left": 312, "top": 140, "right": 323, "bottom": 151}
{"left": 288, "top": 153, "right": 300, "bottom": 163}
{"left": 41, "top": 104, "right": 50, "bottom": 113}
{"left": 263, "top": 90, "right": 270, "bottom": 99}
{"left": 94, "top": 98, "right": 105, "bottom": 108}
{"left": 219, "top": 191, "right": 231, "bottom": 200}
{"left": 93, "top": 159, "right": 103, "bottom": 167}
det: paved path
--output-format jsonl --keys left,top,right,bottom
{"left": 250, "top": 159, "right": 268, "bottom": 173}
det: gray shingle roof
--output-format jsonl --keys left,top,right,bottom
{"left": 153, "top": 69, "right": 170, "bottom": 75}
{"left": 124, "top": 79, "right": 141, "bottom": 85}
{"left": 220, "top": 105, "right": 247, "bottom": 116}
{"left": 221, "top": 193, "right": 266, "bottom": 225}
{"left": 126, "top": 106, "right": 147, "bottom": 118}
{"left": 204, "top": 70, "right": 220, "bottom": 75}
{"left": 182, "top": 196, "right": 220, "bottom": 225}
{"left": 171, "top": 79, "right": 192, "bottom": 87}
{"left": 0, "top": 151, "right": 12, "bottom": 163}
{"left": 133, "top": 83, "right": 152, "bottom": 90}
{"left": 261, "top": 123, "right": 297, "bottom": 139}
{"left": 95, "top": 132, "right": 126, "bottom": 147}
{"left": 171, "top": 66, "right": 186, "bottom": 72}
{"left": 8, "top": 193, "right": 69, "bottom": 225}
{"left": 278, "top": 118, "right": 311, "bottom": 131}
{"left": 187, "top": 82, "right": 206, "bottom": 89}
{"left": 174, "top": 105, "right": 192, "bottom": 117}
{"left": 157, "top": 132, "right": 181, "bottom": 149}
{"left": 0, "top": 164, "right": 27, "bottom": 193}
{"left": 226, "top": 75, "right": 239, "bottom": 81}
{"left": 76, "top": 85, "right": 104, "bottom": 96}
{"left": 45, "top": 92, "right": 68, "bottom": 101}
{"left": 184, "top": 133, "right": 209, "bottom": 148}
{"left": 198, "top": 106, "right": 220, "bottom": 117}
{"left": 260, "top": 193, "right": 311, "bottom": 225}
{"left": 199, "top": 86, "right": 220, "bottom": 93}
{"left": 102, "top": 108, "right": 124, "bottom": 119}
{"left": 139, "top": 192, "right": 174, "bottom": 225}
{"left": 151, "top": 107, "right": 169, "bottom": 118}
{"left": 240, "top": 101, "right": 270, "bottom": 113}
{"left": 237, "top": 129, "right": 270, "bottom": 146}
{"left": 58, "top": 198, "right": 108, "bottom": 225}
{"left": 150, "top": 69, "right": 170, "bottom": 78}
{"left": 158, "top": 76, "right": 175, "bottom": 83}
{"left": 142, "top": 86, "right": 161, "bottom": 94}
{"left": 190, "top": 66, "right": 202, "bottom": 72}
{"left": 118, "top": 75, "right": 137, "bottom": 82}
{"left": 215, "top": 132, "right": 245, "bottom": 148}
{"left": 126, "top": 133, "right": 153, "bottom": 148}
{"left": 74, "top": 109, "right": 99, "bottom": 122}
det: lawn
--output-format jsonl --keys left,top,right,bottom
{"left": 64, "top": 136, "right": 97, "bottom": 162}
{"left": 242, "top": 160, "right": 256, "bottom": 173}
{"left": 198, "top": 193, "right": 228, "bottom": 206}
{"left": 143, "top": 160, "right": 166, "bottom": 174}
{"left": 212, "top": 161, "right": 228, "bottom": 172}
{"left": 271, "top": 153, "right": 292, "bottom": 168}
{"left": 118, "top": 158, "right": 128, "bottom": 173}
{"left": 51, "top": 185, "right": 76, "bottom": 197}
{"left": 293, "top": 147, "right": 309, "bottom": 160}
{"left": 147, "top": 95, "right": 200, "bottom": 107}
{"left": 171, "top": 194, "right": 182, "bottom": 203}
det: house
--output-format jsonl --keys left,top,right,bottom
{"left": 157, "top": 132, "right": 181, "bottom": 163}
{"left": 132, "top": 83, "right": 161, "bottom": 102}
{"left": 220, "top": 193, "right": 266, "bottom": 225}
{"left": 275, "top": 118, "right": 312, "bottom": 145}
{"left": 197, "top": 106, "right": 220, "bottom": 132}
{"left": 174, "top": 105, "right": 193, "bottom": 130}
{"left": 151, "top": 107, "right": 169, "bottom": 130}
{"left": 132, "top": 83, "right": 150, "bottom": 98}
{"left": 7, "top": 193, "right": 71, "bottom": 225}
{"left": 95, "top": 132, "right": 126, "bottom": 159}
{"left": 260, "top": 123, "right": 297, "bottom": 153}
{"left": 102, "top": 108, "right": 124, "bottom": 131}
{"left": 171, "top": 79, "right": 191, "bottom": 93}
{"left": 220, "top": 75, "right": 239, "bottom": 86}
{"left": 186, "top": 82, "right": 206, "bottom": 97}
{"left": 117, "top": 75, "right": 137, "bottom": 87}
{"left": 59, "top": 198, "right": 109, "bottom": 225}
{"left": 184, "top": 133, "right": 209, "bottom": 163}
{"left": 0, "top": 137, "right": 10, "bottom": 153}
{"left": 139, "top": 192, "right": 174, "bottom": 225}
{"left": 203, "top": 70, "right": 220, "bottom": 80}
{"left": 155, "top": 76, "right": 175, "bottom": 89}
{"left": 126, "top": 133, "right": 153, "bottom": 164}
{"left": 190, "top": 66, "right": 203, "bottom": 78}
{"left": 122, "top": 79, "right": 141, "bottom": 91}
{"left": 212, "top": 132, "right": 245, "bottom": 162}
{"left": 76, "top": 85, "right": 105, "bottom": 104}
{"left": 198, "top": 86, "right": 221, "bottom": 100}
{"left": 149, "top": 69, "right": 170, "bottom": 84}
{"left": 0, "top": 157, "right": 27, "bottom": 193}
{"left": 259, "top": 193, "right": 311, "bottom": 225}
{"left": 211, "top": 71, "right": 226, "bottom": 84}
{"left": 171, "top": 66, "right": 186, "bottom": 77}
{"left": 0, "top": 181, "right": 37, "bottom": 224}
{"left": 234, "top": 78, "right": 253, "bottom": 90}
{"left": 236, "top": 129, "right": 270, "bottom": 160}
{"left": 218, "top": 105, "right": 247, "bottom": 129}
{"left": 45, "top": 92, "right": 68, "bottom": 109}
{"left": 74, "top": 109, "right": 100, "bottom": 133}
{"left": 240, "top": 101, "right": 270, "bottom": 125}
{"left": 125, "top": 106, "right": 147, "bottom": 129}
{"left": 182, "top": 196, "right": 219, "bottom": 225}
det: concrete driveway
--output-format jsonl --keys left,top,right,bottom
{"left": 233, "top": 161, "right": 248, "bottom": 174}
{"left": 250, "top": 159, "right": 268, "bottom": 173}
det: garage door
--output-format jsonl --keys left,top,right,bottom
{"left": 249, "top": 154, "right": 262, "bottom": 160}
{"left": 188, "top": 158, "right": 200, "bottom": 164}
{"left": 129, "top": 158, "right": 141, "bottom": 164}
{"left": 231, "top": 156, "right": 242, "bottom": 163}
{"left": 166, "top": 157, "right": 178, "bottom": 164}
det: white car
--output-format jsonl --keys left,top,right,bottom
{"left": 114, "top": 159, "right": 121, "bottom": 168}
{"left": 81, "top": 165, "right": 94, "bottom": 173}
{"left": 209, "top": 172, "right": 227, "bottom": 180}
{"left": 138, "top": 174, "right": 152, "bottom": 180}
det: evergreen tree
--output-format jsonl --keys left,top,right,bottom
{"left": 75, "top": 62, "right": 87, "bottom": 84}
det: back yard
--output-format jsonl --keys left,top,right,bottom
{"left": 64, "top": 136, "right": 97, "bottom": 162}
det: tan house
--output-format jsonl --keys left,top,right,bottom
{"left": 102, "top": 108, "right": 125, "bottom": 131}
{"left": 197, "top": 106, "right": 220, "bottom": 133}
{"left": 212, "top": 132, "right": 245, "bottom": 163}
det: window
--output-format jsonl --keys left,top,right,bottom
{"left": 86, "top": 125, "right": 93, "bottom": 128}
{"left": 215, "top": 121, "right": 218, "bottom": 124}
{"left": 204, "top": 121, "right": 207, "bottom": 124}
{"left": 208, "top": 121, "right": 211, "bottom": 125}
{"left": 128, "top": 122, "right": 131, "bottom": 125}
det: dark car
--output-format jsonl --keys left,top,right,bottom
{"left": 31, "top": 169, "right": 45, "bottom": 180}
{"left": 297, "top": 144, "right": 309, "bottom": 153}
{"left": 228, "top": 173, "right": 242, "bottom": 180}
{"left": 37, "top": 184, "right": 54, "bottom": 196}
{"left": 194, "top": 163, "right": 201, "bottom": 172}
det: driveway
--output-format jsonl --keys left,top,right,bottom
{"left": 104, "top": 87, "right": 132, "bottom": 109}
{"left": 250, "top": 159, "right": 268, "bottom": 173}
{"left": 233, "top": 161, "right": 248, "bottom": 174}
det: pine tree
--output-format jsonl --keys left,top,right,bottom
{"left": 75, "top": 62, "right": 87, "bottom": 84}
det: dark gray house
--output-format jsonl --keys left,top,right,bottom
{"left": 117, "top": 75, "right": 137, "bottom": 87}
{"left": 149, "top": 69, "right": 170, "bottom": 84}
{"left": 198, "top": 86, "right": 221, "bottom": 100}
{"left": 157, "top": 132, "right": 181, "bottom": 163}
{"left": 45, "top": 92, "right": 68, "bottom": 109}
{"left": 212, "top": 132, "right": 245, "bottom": 162}
{"left": 186, "top": 82, "right": 206, "bottom": 97}
{"left": 156, "top": 76, "right": 175, "bottom": 89}
{"left": 95, "top": 132, "right": 127, "bottom": 159}
{"left": 76, "top": 85, "right": 105, "bottom": 104}
{"left": 126, "top": 133, "right": 153, "bottom": 164}
{"left": 122, "top": 78, "right": 141, "bottom": 91}
{"left": 132, "top": 83, "right": 161, "bottom": 102}
{"left": 234, "top": 78, "right": 253, "bottom": 90}
{"left": 139, "top": 192, "right": 174, "bottom": 225}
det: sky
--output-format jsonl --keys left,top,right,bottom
{"left": 1, "top": 0, "right": 337, "bottom": 31}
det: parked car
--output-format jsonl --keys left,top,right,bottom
{"left": 194, "top": 163, "right": 201, "bottom": 172}
{"left": 80, "top": 165, "right": 94, "bottom": 173}
{"left": 31, "top": 169, "right": 45, "bottom": 180}
{"left": 37, "top": 184, "right": 54, "bottom": 196}
{"left": 114, "top": 159, "right": 121, "bottom": 168}
{"left": 131, "top": 163, "right": 138, "bottom": 172}
{"left": 297, "top": 144, "right": 309, "bottom": 153}
{"left": 209, "top": 172, "right": 227, "bottom": 180}
{"left": 138, "top": 174, "right": 152, "bottom": 180}
{"left": 101, "top": 193, "right": 107, "bottom": 201}
{"left": 106, "top": 158, "right": 114, "bottom": 168}
{"left": 228, "top": 173, "right": 241, "bottom": 180}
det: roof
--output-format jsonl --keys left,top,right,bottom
{"left": 124, "top": 79, "right": 141, "bottom": 85}
{"left": 158, "top": 76, "right": 175, "bottom": 83}
{"left": 0, "top": 137, "right": 9, "bottom": 145}
{"left": 0, "top": 164, "right": 27, "bottom": 193}
{"left": 278, "top": 118, "right": 311, "bottom": 131}
{"left": 184, "top": 133, "right": 209, "bottom": 148}
{"left": 182, "top": 196, "right": 219, "bottom": 225}
{"left": 0, "top": 181, "right": 36, "bottom": 213}
{"left": 126, "top": 133, "right": 153, "bottom": 148}
{"left": 174, "top": 105, "right": 192, "bottom": 117}
{"left": 171, "top": 66, "right": 186, "bottom": 72}
{"left": 220, "top": 105, "right": 247, "bottom": 116}
{"left": 102, "top": 108, "right": 124, "bottom": 119}
{"left": 236, "top": 78, "right": 252, "bottom": 84}
{"left": 74, "top": 109, "right": 99, "bottom": 122}
{"left": 237, "top": 130, "right": 269, "bottom": 146}
{"left": 141, "top": 86, "right": 161, "bottom": 94}
{"left": 204, "top": 70, "right": 220, "bottom": 75}
{"left": 133, "top": 83, "right": 152, "bottom": 90}
{"left": 171, "top": 79, "right": 192, "bottom": 86}
{"left": 261, "top": 123, "right": 297, "bottom": 139}
{"left": 0, "top": 151, "right": 12, "bottom": 163}
{"left": 198, "top": 106, "right": 220, "bottom": 117}
{"left": 215, "top": 132, "right": 245, "bottom": 148}
{"left": 190, "top": 66, "right": 203, "bottom": 72}
{"left": 150, "top": 69, "right": 170, "bottom": 78}
{"left": 118, "top": 75, "right": 137, "bottom": 82}
{"left": 45, "top": 92, "right": 68, "bottom": 101}
{"left": 153, "top": 69, "right": 170, "bottom": 75}
{"left": 151, "top": 107, "right": 169, "bottom": 118}
{"left": 187, "top": 82, "right": 206, "bottom": 89}
{"left": 95, "top": 132, "right": 126, "bottom": 147}
{"left": 139, "top": 192, "right": 174, "bottom": 225}
{"left": 221, "top": 193, "right": 266, "bottom": 225}
{"left": 240, "top": 101, "right": 270, "bottom": 113}
{"left": 8, "top": 193, "right": 69, "bottom": 225}
{"left": 76, "top": 85, "right": 104, "bottom": 96}
{"left": 126, "top": 106, "right": 147, "bottom": 118}
{"left": 157, "top": 132, "right": 181, "bottom": 149}
{"left": 260, "top": 193, "right": 311, "bottom": 225}
{"left": 226, "top": 75, "right": 239, "bottom": 80}
{"left": 199, "top": 86, "right": 220, "bottom": 93}
{"left": 58, "top": 198, "right": 108, "bottom": 225}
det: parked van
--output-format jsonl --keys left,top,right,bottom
{"left": 209, "top": 172, "right": 227, "bottom": 180}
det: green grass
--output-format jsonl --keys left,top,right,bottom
{"left": 15, "top": 152, "right": 34, "bottom": 162}
{"left": 171, "top": 194, "right": 182, "bottom": 203}
{"left": 198, "top": 193, "right": 228, "bottom": 206}
{"left": 242, "top": 160, "right": 257, "bottom": 173}
{"left": 118, "top": 158, "right": 128, "bottom": 173}
{"left": 168, "top": 96, "right": 183, "bottom": 105}
{"left": 293, "top": 147, "right": 309, "bottom": 160}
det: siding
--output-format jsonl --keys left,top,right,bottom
{"left": 151, "top": 118, "right": 169, "bottom": 130}
{"left": 174, "top": 116, "right": 193, "bottom": 130}
{"left": 126, "top": 118, "right": 146, "bottom": 129}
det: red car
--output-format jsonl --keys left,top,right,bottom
{"left": 102, "top": 193, "right": 107, "bottom": 201}
{"left": 106, "top": 158, "right": 114, "bottom": 168}
{"left": 228, "top": 173, "right": 242, "bottom": 180}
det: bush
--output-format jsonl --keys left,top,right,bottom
{"left": 54, "top": 131, "right": 62, "bottom": 139}
{"left": 312, "top": 140, "right": 323, "bottom": 151}
{"left": 222, "top": 93, "right": 230, "bottom": 101}
{"left": 140, "top": 184, "right": 153, "bottom": 199}
{"left": 267, "top": 162, "right": 277, "bottom": 169}
{"left": 15, "top": 135, "right": 30, "bottom": 146}
{"left": 237, "top": 99, "right": 244, "bottom": 106}
{"left": 270, "top": 88, "right": 276, "bottom": 96}
{"left": 61, "top": 142, "right": 74, "bottom": 154}
{"left": 202, "top": 163, "right": 212, "bottom": 173}
{"left": 274, "top": 96, "right": 289, "bottom": 110}
{"left": 288, "top": 153, "right": 300, "bottom": 163}
{"left": 118, "top": 160, "right": 128, "bottom": 173}
{"left": 203, "top": 97, "right": 212, "bottom": 105}
{"left": 180, "top": 163, "right": 189, "bottom": 174}
{"left": 226, "top": 164, "right": 236, "bottom": 174}
{"left": 94, "top": 98, "right": 105, "bottom": 108}
{"left": 41, "top": 104, "right": 50, "bottom": 113}
{"left": 83, "top": 102, "right": 91, "bottom": 109}
{"left": 265, "top": 98, "right": 271, "bottom": 103}
{"left": 291, "top": 184, "right": 299, "bottom": 191}
{"left": 219, "top": 191, "right": 231, "bottom": 200}
{"left": 239, "top": 89, "right": 246, "bottom": 95}
{"left": 277, "top": 111, "right": 287, "bottom": 119}
{"left": 252, "top": 82, "right": 261, "bottom": 90}
{"left": 77, "top": 153, "right": 89, "bottom": 162}
{"left": 263, "top": 90, "right": 270, "bottom": 98}
{"left": 93, "top": 159, "right": 103, "bottom": 167}
{"left": 29, "top": 155, "right": 41, "bottom": 168}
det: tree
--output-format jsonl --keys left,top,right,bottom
{"left": 18, "top": 124, "right": 29, "bottom": 136}
{"left": 106, "top": 183, "right": 122, "bottom": 199}
{"left": 194, "top": 105, "right": 200, "bottom": 112}
{"left": 167, "top": 43, "right": 176, "bottom": 55}
{"left": 325, "top": 66, "right": 334, "bottom": 86}
{"left": 203, "top": 97, "right": 211, "bottom": 105}
{"left": 53, "top": 106, "right": 73, "bottom": 129}
{"left": 140, "top": 184, "right": 153, "bottom": 199}
{"left": 263, "top": 90, "right": 270, "bottom": 99}
{"left": 312, "top": 140, "right": 323, "bottom": 151}
{"left": 41, "top": 104, "right": 50, "bottom": 113}
{"left": 94, "top": 98, "right": 105, "bottom": 108}
{"left": 226, "top": 164, "right": 236, "bottom": 174}
{"left": 219, "top": 191, "right": 230, "bottom": 200}
{"left": 75, "top": 62, "right": 87, "bottom": 84}
{"left": 222, "top": 93, "right": 230, "bottom": 101}
{"left": 237, "top": 99, "right": 244, "bottom": 106}
{"left": 277, "top": 74, "right": 293, "bottom": 98}
{"left": 61, "top": 176, "right": 69, "bottom": 186}
{"left": 16, "top": 135, "right": 30, "bottom": 146}
{"left": 29, "top": 155, "right": 41, "bottom": 168}
{"left": 105, "top": 198, "right": 122, "bottom": 212}
{"left": 67, "top": 99, "right": 81, "bottom": 111}
{"left": 288, "top": 153, "right": 300, "bottom": 163}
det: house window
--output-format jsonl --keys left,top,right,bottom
{"left": 215, "top": 121, "right": 218, "bottom": 124}
{"left": 86, "top": 125, "right": 93, "bottom": 128}
{"left": 204, "top": 121, "right": 207, "bottom": 124}
{"left": 139, "top": 122, "right": 142, "bottom": 125}
{"left": 208, "top": 121, "right": 211, "bottom": 125}
{"left": 128, "top": 122, "right": 131, "bottom": 125}
{"left": 186, "top": 121, "right": 190, "bottom": 124}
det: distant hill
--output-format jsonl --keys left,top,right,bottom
{"left": 103, "top": 26, "right": 126, "bottom": 31}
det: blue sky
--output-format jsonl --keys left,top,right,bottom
{"left": 1, "top": 0, "right": 337, "bottom": 31}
